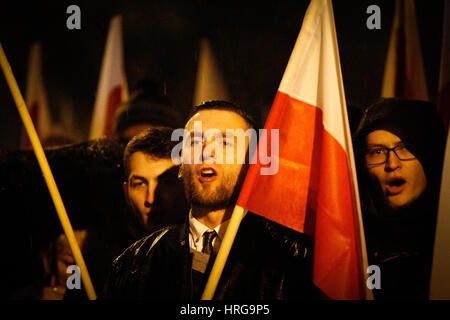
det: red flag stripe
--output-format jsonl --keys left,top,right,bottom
{"left": 312, "top": 111, "right": 364, "bottom": 299}
{"left": 102, "top": 86, "right": 123, "bottom": 137}
{"left": 237, "top": 92, "right": 314, "bottom": 233}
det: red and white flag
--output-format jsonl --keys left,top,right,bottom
{"left": 437, "top": 0, "right": 450, "bottom": 133}
{"left": 237, "top": 0, "right": 370, "bottom": 299}
{"left": 22, "top": 42, "right": 52, "bottom": 149}
{"left": 89, "top": 15, "right": 128, "bottom": 139}
{"left": 381, "top": 0, "right": 429, "bottom": 100}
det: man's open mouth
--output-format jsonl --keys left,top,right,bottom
{"left": 388, "top": 179, "right": 405, "bottom": 187}
{"left": 198, "top": 167, "right": 218, "bottom": 182}
{"left": 386, "top": 178, "right": 406, "bottom": 194}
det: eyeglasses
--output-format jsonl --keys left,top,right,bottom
{"left": 365, "top": 144, "right": 416, "bottom": 165}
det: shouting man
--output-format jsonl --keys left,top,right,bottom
{"left": 103, "top": 101, "right": 317, "bottom": 299}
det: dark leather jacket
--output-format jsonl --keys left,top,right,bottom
{"left": 102, "top": 213, "right": 318, "bottom": 299}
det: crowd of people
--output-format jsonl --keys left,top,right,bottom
{"left": 2, "top": 78, "right": 447, "bottom": 300}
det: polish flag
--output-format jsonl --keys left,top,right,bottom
{"left": 89, "top": 15, "right": 128, "bottom": 139}
{"left": 381, "top": 0, "right": 429, "bottom": 101}
{"left": 237, "top": 0, "right": 370, "bottom": 299}
{"left": 22, "top": 42, "right": 52, "bottom": 149}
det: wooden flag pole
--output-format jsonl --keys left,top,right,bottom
{"left": 0, "top": 43, "right": 97, "bottom": 300}
{"left": 201, "top": 205, "right": 247, "bottom": 300}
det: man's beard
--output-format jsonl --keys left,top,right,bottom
{"left": 182, "top": 168, "right": 242, "bottom": 210}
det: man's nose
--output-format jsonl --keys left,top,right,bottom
{"left": 202, "top": 137, "right": 216, "bottom": 161}
{"left": 145, "top": 182, "right": 157, "bottom": 206}
{"left": 385, "top": 150, "right": 402, "bottom": 171}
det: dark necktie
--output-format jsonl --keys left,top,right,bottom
{"left": 202, "top": 230, "right": 217, "bottom": 255}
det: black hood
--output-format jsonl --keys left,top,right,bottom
{"left": 352, "top": 98, "right": 447, "bottom": 299}
{"left": 353, "top": 97, "right": 446, "bottom": 219}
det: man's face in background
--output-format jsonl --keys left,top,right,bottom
{"left": 124, "top": 151, "right": 186, "bottom": 233}
{"left": 365, "top": 129, "right": 427, "bottom": 210}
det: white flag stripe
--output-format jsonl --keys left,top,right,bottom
{"left": 279, "top": 0, "right": 346, "bottom": 152}
{"left": 278, "top": 0, "right": 371, "bottom": 299}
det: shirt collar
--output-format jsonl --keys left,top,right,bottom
{"left": 189, "top": 210, "right": 230, "bottom": 243}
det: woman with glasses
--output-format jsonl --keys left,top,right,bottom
{"left": 353, "top": 98, "right": 446, "bottom": 299}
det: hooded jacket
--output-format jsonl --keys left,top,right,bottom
{"left": 353, "top": 98, "right": 446, "bottom": 299}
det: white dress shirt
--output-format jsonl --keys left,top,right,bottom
{"left": 188, "top": 211, "right": 230, "bottom": 255}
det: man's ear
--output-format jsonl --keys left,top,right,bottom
{"left": 123, "top": 181, "right": 130, "bottom": 205}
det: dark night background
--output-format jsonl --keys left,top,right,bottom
{"left": 0, "top": 0, "right": 446, "bottom": 300}
{"left": 0, "top": 0, "right": 445, "bottom": 149}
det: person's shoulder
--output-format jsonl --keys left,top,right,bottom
{"left": 112, "top": 225, "right": 177, "bottom": 267}
{"left": 102, "top": 225, "right": 180, "bottom": 299}
{"left": 245, "top": 212, "right": 314, "bottom": 259}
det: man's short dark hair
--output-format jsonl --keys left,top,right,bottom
{"left": 187, "top": 100, "right": 257, "bottom": 129}
{"left": 123, "top": 126, "right": 177, "bottom": 179}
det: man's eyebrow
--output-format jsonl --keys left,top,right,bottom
{"left": 193, "top": 129, "right": 242, "bottom": 134}
{"left": 366, "top": 141, "right": 404, "bottom": 148}
{"left": 129, "top": 175, "right": 148, "bottom": 182}
{"left": 366, "top": 144, "right": 387, "bottom": 147}
{"left": 187, "top": 130, "right": 237, "bottom": 138}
